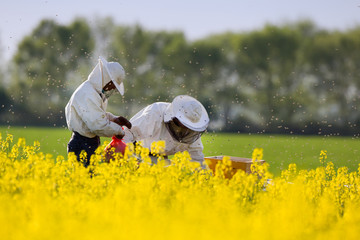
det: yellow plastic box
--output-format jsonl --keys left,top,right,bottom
{"left": 204, "top": 156, "right": 265, "bottom": 178}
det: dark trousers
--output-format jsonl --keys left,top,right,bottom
{"left": 67, "top": 132, "right": 100, "bottom": 167}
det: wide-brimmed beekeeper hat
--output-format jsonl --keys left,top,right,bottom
{"left": 164, "top": 95, "right": 209, "bottom": 132}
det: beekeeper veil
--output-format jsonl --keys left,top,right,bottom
{"left": 164, "top": 95, "right": 209, "bottom": 144}
{"left": 99, "top": 56, "right": 126, "bottom": 98}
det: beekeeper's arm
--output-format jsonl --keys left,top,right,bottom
{"left": 106, "top": 112, "right": 117, "bottom": 122}
{"left": 106, "top": 113, "right": 132, "bottom": 129}
{"left": 123, "top": 104, "right": 162, "bottom": 143}
{"left": 76, "top": 95, "right": 124, "bottom": 138}
{"left": 187, "top": 138, "right": 205, "bottom": 164}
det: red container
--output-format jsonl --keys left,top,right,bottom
{"left": 104, "top": 136, "right": 127, "bottom": 162}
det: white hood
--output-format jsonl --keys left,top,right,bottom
{"left": 87, "top": 56, "right": 126, "bottom": 95}
{"left": 99, "top": 56, "right": 125, "bottom": 95}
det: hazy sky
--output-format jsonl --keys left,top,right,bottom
{"left": 1, "top": 0, "right": 360, "bottom": 60}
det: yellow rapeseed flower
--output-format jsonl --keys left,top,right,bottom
{"left": 6, "top": 133, "right": 13, "bottom": 143}
{"left": 17, "top": 138, "right": 26, "bottom": 147}
{"left": 150, "top": 140, "right": 166, "bottom": 156}
{"left": 0, "top": 136, "right": 360, "bottom": 240}
{"left": 252, "top": 147, "right": 263, "bottom": 161}
{"left": 319, "top": 150, "right": 328, "bottom": 165}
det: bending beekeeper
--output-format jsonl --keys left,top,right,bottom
{"left": 123, "top": 95, "right": 209, "bottom": 166}
{"left": 65, "top": 56, "right": 132, "bottom": 167}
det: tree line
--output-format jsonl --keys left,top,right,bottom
{"left": 0, "top": 17, "right": 359, "bottom": 136}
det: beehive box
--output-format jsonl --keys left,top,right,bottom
{"left": 204, "top": 156, "right": 265, "bottom": 178}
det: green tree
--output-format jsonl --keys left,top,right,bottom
{"left": 108, "top": 25, "right": 190, "bottom": 116}
{"left": 236, "top": 24, "right": 301, "bottom": 132}
{"left": 0, "top": 37, "right": 14, "bottom": 125}
{"left": 185, "top": 39, "right": 229, "bottom": 130}
{"left": 5, "top": 17, "right": 360, "bottom": 135}
{"left": 303, "top": 27, "right": 360, "bottom": 133}
{"left": 10, "top": 18, "right": 94, "bottom": 125}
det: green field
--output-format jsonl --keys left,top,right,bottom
{"left": 1, "top": 126, "right": 359, "bottom": 176}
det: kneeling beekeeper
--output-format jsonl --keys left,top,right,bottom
{"left": 123, "top": 95, "right": 209, "bottom": 166}
{"left": 65, "top": 56, "right": 132, "bottom": 167}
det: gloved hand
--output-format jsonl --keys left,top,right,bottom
{"left": 113, "top": 116, "right": 132, "bottom": 129}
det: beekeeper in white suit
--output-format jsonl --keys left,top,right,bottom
{"left": 65, "top": 56, "right": 132, "bottom": 167}
{"left": 123, "top": 95, "right": 209, "bottom": 165}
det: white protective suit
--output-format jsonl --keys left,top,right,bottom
{"left": 123, "top": 100, "right": 208, "bottom": 164}
{"left": 65, "top": 57, "right": 125, "bottom": 138}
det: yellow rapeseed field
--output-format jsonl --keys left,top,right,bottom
{"left": 1, "top": 133, "right": 360, "bottom": 240}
